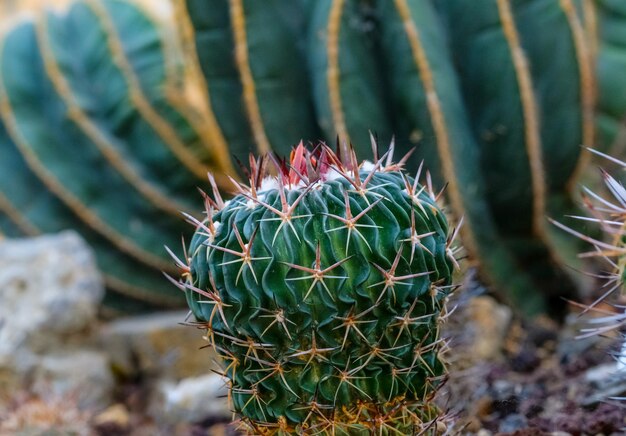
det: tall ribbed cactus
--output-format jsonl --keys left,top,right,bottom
{"left": 179, "top": 142, "right": 458, "bottom": 434}
{"left": 179, "top": 0, "right": 598, "bottom": 317}
{"left": 0, "top": 0, "right": 238, "bottom": 314}
{"left": 2, "top": 0, "right": 626, "bottom": 316}
{"left": 593, "top": 0, "right": 626, "bottom": 156}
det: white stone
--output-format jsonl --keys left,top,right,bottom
{"left": 32, "top": 351, "right": 114, "bottom": 410}
{"left": 0, "top": 231, "right": 104, "bottom": 360}
{"left": 98, "top": 311, "right": 213, "bottom": 380}
{"left": 150, "top": 373, "right": 230, "bottom": 424}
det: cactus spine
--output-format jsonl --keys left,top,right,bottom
{"left": 179, "top": 142, "right": 459, "bottom": 434}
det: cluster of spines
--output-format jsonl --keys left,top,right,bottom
{"left": 174, "top": 289, "right": 456, "bottom": 435}
{"left": 169, "top": 140, "right": 461, "bottom": 435}
{"left": 551, "top": 148, "right": 626, "bottom": 340}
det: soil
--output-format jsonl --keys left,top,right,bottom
{"left": 441, "top": 274, "right": 626, "bottom": 436}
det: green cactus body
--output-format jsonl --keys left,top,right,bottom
{"left": 591, "top": 0, "right": 626, "bottom": 155}
{"left": 0, "top": 115, "right": 181, "bottom": 314}
{"left": 183, "top": 144, "right": 456, "bottom": 434}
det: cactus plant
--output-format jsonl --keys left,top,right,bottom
{"left": 551, "top": 149, "right": 626, "bottom": 366}
{"left": 0, "top": 0, "right": 239, "bottom": 315}
{"left": 2, "top": 0, "right": 626, "bottom": 316}
{"left": 179, "top": 141, "right": 458, "bottom": 434}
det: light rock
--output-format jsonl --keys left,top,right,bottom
{"left": 99, "top": 311, "right": 214, "bottom": 380}
{"left": 467, "top": 296, "right": 512, "bottom": 361}
{"left": 0, "top": 350, "right": 37, "bottom": 397}
{"left": 498, "top": 413, "right": 527, "bottom": 433}
{"left": 0, "top": 232, "right": 104, "bottom": 401}
{"left": 617, "top": 334, "right": 626, "bottom": 371}
{"left": 32, "top": 351, "right": 114, "bottom": 410}
{"left": 93, "top": 403, "right": 130, "bottom": 431}
{"left": 149, "top": 373, "right": 230, "bottom": 424}
{"left": 585, "top": 362, "right": 620, "bottom": 384}
{"left": 0, "top": 231, "right": 104, "bottom": 359}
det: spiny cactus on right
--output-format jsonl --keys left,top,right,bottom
{"left": 552, "top": 149, "right": 626, "bottom": 352}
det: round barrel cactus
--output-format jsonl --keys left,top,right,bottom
{"left": 180, "top": 142, "right": 458, "bottom": 434}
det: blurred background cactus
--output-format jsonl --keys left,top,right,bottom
{"left": 595, "top": 1, "right": 626, "bottom": 156}
{"left": 0, "top": 0, "right": 238, "bottom": 315}
{"left": 1, "top": 0, "right": 626, "bottom": 318}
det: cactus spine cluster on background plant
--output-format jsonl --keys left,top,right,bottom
{"left": 176, "top": 141, "right": 459, "bottom": 434}
{"left": 552, "top": 149, "right": 626, "bottom": 368}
